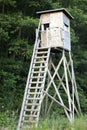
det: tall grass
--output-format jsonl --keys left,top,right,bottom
{"left": 0, "top": 111, "right": 17, "bottom": 130}
{"left": 0, "top": 112, "right": 87, "bottom": 130}
{"left": 33, "top": 115, "right": 87, "bottom": 130}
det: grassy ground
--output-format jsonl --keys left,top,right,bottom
{"left": 0, "top": 112, "right": 87, "bottom": 130}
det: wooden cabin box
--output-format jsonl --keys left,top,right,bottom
{"left": 38, "top": 9, "right": 72, "bottom": 51}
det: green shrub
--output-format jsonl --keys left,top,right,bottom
{"left": 0, "top": 111, "right": 17, "bottom": 130}
{"left": 0, "top": 112, "right": 87, "bottom": 130}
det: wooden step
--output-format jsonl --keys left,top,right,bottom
{"left": 24, "top": 120, "right": 37, "bottom": 123}
{"left": 30, "top": 81, "right": 43, "bottom": 84}
{"left": 26, "top": 103, "right": 40, "bottom": 106}
{"left": 33, "top": 66, "right": 46, "bottom": 69}
{"left": 25, "top": 114, "right": 38, "bottom": 117}
{"left": 30, "top": 76, "right": 44, "bottom": 79}
{"left": 33, "top": 61, "right": 47, "bottom": 64}
{"left": 29, "top": 87, "right": 42, "bottom": 89}
{"left": 36, "top": 47, "right": 49, "bottom": 50}
{"left": 27, "top": 97, "right": 41, "bottom": 100}
{"left": 25, "top": 109, "right": 39, "bottom": 112}
{"left": 29, "top": 92, "right": 41, "bottom": 94}
{"left": 36, "top": 51, "right": 48, "bottom": 54}
{"left": 35, "top": 56, "right": 48, "bottom": 59}
{"left": 32, "top": 71, "right": 46, "bottom": 74}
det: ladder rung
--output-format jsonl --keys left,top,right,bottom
{"left": 36, "top": 51, "right": 48, "bottom": 54}
{"left": 36, "top": 47, "right": 49, "bottom": 50}
{"left": 35, "top": 56, "right": 48, "bottom": 59}
{"left": 33, "top": 61, "right": 47, "bottom": 64}
{"left": 27, "top": 97, "right": 41, "bottom": 100}
{"left": 24, "top": 120, "right": 37, "bottom": 123}
{"left": 30, "top": 81, "right": 43, "bottom": 84}
{"left": 25, "top": 109, "right": 39, "bottom": 112}
{"left": 25, "top": 114, "right": 38, "bottom": 117}
{"left": 29, "top": 87, "right": 42, "bottom": 89}
{"left": 33, "top": 66, "right": 46, "bottom": 68}
{"left": 30, "top": 76, "right": 44, "bottom": 79}
{"left": 26, "top": 103, "right": 40, "bottom": 106}
{"left": 29, "top": 92, "right": 41, "bottom": 94}
{"left": 32, "top": 71, "right": 46, "bottom": 74}
{"left": 17, "top": 45, "right": 50, "bottom": 129}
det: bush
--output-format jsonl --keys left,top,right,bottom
{"left": 0, "top": 112, "right": 87, "bottom": 130}
{"left": 0, "top": 111, "right": 17, "bottom": 130}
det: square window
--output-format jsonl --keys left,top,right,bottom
{"left": 44, "top": 23, "right": 49, "bottom": 30}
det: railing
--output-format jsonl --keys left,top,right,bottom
{"left": 39, "top": 27, "right": 70, "bottom": 49}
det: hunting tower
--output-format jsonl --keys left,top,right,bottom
{"left": 17, "top": 8, "right": 81, "bottom": 130}
{"left": 40, "top": 9, "right": 71, "bottom": 50}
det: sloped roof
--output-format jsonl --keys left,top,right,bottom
{"left": 37, "top": 8, "right": 73, "bottom": 19}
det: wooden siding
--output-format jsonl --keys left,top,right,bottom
{"left": 40, "top": 11, "right": 71, "bottom": 51}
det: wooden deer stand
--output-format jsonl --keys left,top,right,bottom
{"left": 37, "top": 8, "right": 81, "bottom": 123}
{"left": 17, "top": 9, "right": 81, "bottom": 130}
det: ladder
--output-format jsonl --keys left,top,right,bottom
{"left": 17, "top": 24, "right": 51, "bottom": 130}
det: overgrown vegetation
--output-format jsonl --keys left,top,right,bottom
{"left": 0, "top": 0, "right": 87, "bottom": 129}
{"left": 0, "top": 112, "right": 87, "bottom": 130}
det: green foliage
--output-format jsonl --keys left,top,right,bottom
{"left": 0, "top": 0, "right": 87, "bottom": 118}
{"left": 0, "top": 57, "right": 29, "bottom": 111}
{"left": 73, "top": 115, "right": 87, "bottom": 130}
{"left": 0, "top": 111, "right": 17, "bottom": 129}
{"left": 1, "top": 114, "right": 87, "bottom": 130}
{"left": 9, "top": 39, "right": 33, "bottom": 60}
{"left": 30, "top": 115, "right": 87, "bottom": 130}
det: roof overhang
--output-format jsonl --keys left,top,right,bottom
{"left": 37, "top": 8, "right": 73, "bottom": 20}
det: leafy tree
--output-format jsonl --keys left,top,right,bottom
{"left": 0, "top": 0, "right": 87, "bottom": 115}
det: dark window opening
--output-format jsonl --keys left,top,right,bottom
{"left": 64, "top": 23, "right": 69, "bottom": 31}
{"left": 44, "top": 23, "right": 49, "bottom": 30}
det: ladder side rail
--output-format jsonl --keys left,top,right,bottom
{"left": 24, "top": 48, "right": 51, "bottom": 127}
{"left": 17, "top": 40, "right": 40, "bottom": 130}
{"left": 24, "top": 20, "right": 41, "bottom": 95}
{"left": 17, "top": 21, "right": 41, "bottom": 130}
{"left": 29, "top": 49, "right": 51, "bottom": 123}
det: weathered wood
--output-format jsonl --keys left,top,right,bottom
{"left": 26, "top": 103, "right": 40, "bottom": 106}
{"left": 47, "top": 69, "right": 71, "bottom": 122}
{"left": 30, "top": 76, "right": 44, "bottom": 79}
{"left": 30, "top": 81, "right": 44, "bottom": 84}
{"left": 32, "top": 71, "right": 46, "bottom": 74}
{"left": 29, "top": 87, "right": 42, "bottom": 89}
{"left": 33, "top": 66, "right": 46, "bottom": 68}
{"left": 25, "top": 109, "right": 39, "bottom": 112}
{"left": 29, "top": 92, "right": 41, "bottom": 94}
{"left": 27, "top": 97, "right": 41, "bottom": 100}
{"left": 35, "top": 56, "right": 48, "bottom": 59}
{"left": 43, "top": 55, "right": 64, "bottom": 99}
{"left": 36, "top": 51, "right": 48, "bottom": 54}
{"left": 43, "top": 90, "right": 72, "bottom": 113}
{"left": 24, "top": 120, "right": 37, "bottom": 123}
{"left": 63, "top": 51, "right": 72, "bottom": 121}
{"left": 34, "top": 61, "right": 47, "bottom": 64}
{"left": 17, "top": 21, "right": 51, "bottom": 129}
{"left": 25, "top": 115, "right": 37, "bottom": 117}
{"left": 18, "top": 13, "right": 81, "bottom": 129}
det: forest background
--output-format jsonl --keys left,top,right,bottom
{"left": 0, "top": 0, "right": 87, "bottom": 120}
